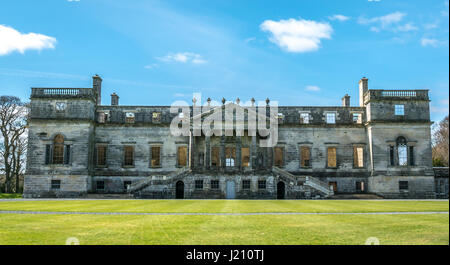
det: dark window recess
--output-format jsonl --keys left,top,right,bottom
{"left": 242, "top": 180, "right": 251, "bottom": 190}
{"left": 211, "top": 180, "right": 219, "bottom": 190}
{"left": 389, "top": 146, "right": 395, "bottom": 166}
{"left": 51, "top": 180, "right": 61, "bottom": 190}
{"left": 45, "top": 144, "right": 51, "bottom": 164}
{"left": 409, "top": 146, "right": 414, "bottom": 166}
{"left": 399, "top": 181, "right": 409, "bottom": 191}
{"left": 123, "top": 181, "right": 131, "bottom": 190}
{"left": 64, "top": 145, "right": 71, "bottom": 164}
{"left": 195, "top": 180, "right": 203, "bottom": 190}
{"left": 97, "top": 181, "right": 105, "bottom": 190}
{"left": 258, "top": 180, "right": 266, "bottom": 190}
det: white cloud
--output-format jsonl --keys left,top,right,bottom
{"left": 328, "top": 15, "right": 350, "bottom": 22}
{"left": 67, "top": 0, "right": 80, "bottom": 2}
{"left": 0, "top": 25, "right": 56, "bottom": 56}
{"left": 260, "top": 18, "right": 333, "bottom": 53}
{"left": 358, "top": 12, "right": 406, "bottom": 30}
{"left": 305, "top": 85, "right": 320, "bottom": 91}
{"left": 156, "top": 52, "right": 207, "bottom": 64}
{"left": 421, "top": 38, "right": 446, "bottom": 47}
{"left": 144, "top": 63, "right": 159, "bottom": 69}
{"left": 396, "top": 23, "right": 418, "bottom": 32}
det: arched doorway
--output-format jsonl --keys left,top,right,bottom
{"left": 176, "top": 181, "right": 184, "bottom": 199}
{"left": 277, "top": 181, "right": 285, "bottom": 199}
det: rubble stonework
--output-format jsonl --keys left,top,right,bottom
{"left": 23, "top": 76, "right": 448, "bottom": 199}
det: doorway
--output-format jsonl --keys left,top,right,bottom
{"left": 176, "top": 181, "right": 184, "bottom": 199}
{"left": 277, "top": 181, "right": 285, "bottom": 199}
{"left": 226, "top": 181, "right": 236, "bottom": 199}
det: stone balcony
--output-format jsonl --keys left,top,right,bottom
{"left": 31, "top": 87, "right": 96, "bottom": 99}
{"left": 364, "top": 89, "right": 429, "bottom": 103}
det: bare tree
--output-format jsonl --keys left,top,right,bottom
{"left": 0, "top": 96, "right": 28, "bottom": 193}
{"left": 432, "top": 115, "right": 449, "bottom": 167}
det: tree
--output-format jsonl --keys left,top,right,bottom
{"left": 0, "top": 96, "right": 28, "bottom": 193}
{"left": 432, "top": 115, "right": 449, "bottom": 167}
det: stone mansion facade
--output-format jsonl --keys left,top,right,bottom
{"left": 23, "top": 75, "right": 448, "bottom": 199}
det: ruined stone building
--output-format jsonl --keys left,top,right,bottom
{"left": 23, "top": 75, "right": 449, "bottom": 199}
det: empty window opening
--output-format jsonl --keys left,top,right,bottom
{"left": 195, "top": 180, "right": 204, "bottom": 190}
{"left": 300, "top": 146, "right": 311, "bottom": 167}
{"left": 241, "top": 147, "right": 250, "bottom": 167}
{"left": 274, "top": 147, "right": 284, "bottom": 167}
{"left": 177, "top": 146, "right": 187, "bottom": 167}
{"left": 51, "top": 180, "right": 61, "bottom": 190}
{"left": 211, "top": 147, "right": 220, "bottom": 166}
{"left": 327, "top": 147, "right": 337, "bottom": 168}
{"left": 353, "top": 147, "right": 364, "bottom": 168}
{"left": 124, "top": 146, "right": 134, "bottom": 166}
{"left": 151, "top": 146, "right": 161, "bottom": 167}
{"left": 242, "top": 180, "right": 251, "bottom": 190}
{"left": 211, "top": 180, "right": 219, "bottom": 190}
{"left": 96, "top": 145, "right": 107, "bottom": 167}
{"left": 326, "top": 113, "right": 336, "bottom": 124}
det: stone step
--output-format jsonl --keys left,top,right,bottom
{"left": 330, "top": 193, "right": 384, "bottom": 200}
{"left": 84, "top": 193, "right": 133, "bottom": 199}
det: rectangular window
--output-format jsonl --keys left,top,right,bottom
{"left": 150, "top": 146, "right": 161, "bottom": 167}
{"left": 225, "top": 147, "right": 236, "bottom": 167}
{"left": 300, "top": 146, "right": 311, "bottom": 167}
{"left": 64, "top": 145, "right": 71, "bottom": 165}
{"left": 124, "top": 146, "right": 134, "bottom": 166}
{"left": 353, "top": 147, "right": 364, "bottom": 168}
{"left": 356, "top": 181, "right": 365, "bottom": 192}
{"left": 125, "top": 112, "right": 135, "bottom": 123}
{"left": 96, "top": 145, "right": 107, "bottom": 167}
{"left": 98, "top": 112, "right": 106, "bottom": 123}
{"left": 241, "top": 147, "right": 250, "bottom": 167}
{"left": 96, "top": 181, "right": 105, "bottom": 190}
{"left": 329, "top": 181, "right": 338, "bottom": 192}
{"left": 395, "top": 105, "right": 405, "bottom": 115}
{"left": 399, "top": 181, "right": 409, "bottom": 191}
{"left": 152, "top": 112, "right": 162, "bottom": 123}
{"left": 211, "top": 147, "right": 220, "bottom": 166}
{"left": 300, "top": 113, "right": 309, "bottom": 124}
{"left": 409, "top": 146, "right": 414, "bottom": 166}
{"left": 51, "top": 180, "right": 61, "bottom": 190}
{"left": 258, "top": 180, "right": 266, "bottom": 190}
{"left": 45, "top": 144, "right": 52, "bottom": 165}
{"left": 327, "top": 147, "right": 337, "bottom": 168}
{"left": 277, "top": 113, "right": 284, "bottom": 124}
{"left": 398, "top": 145, "right": 408, "bottom": 166}
{"left": 274, "top": 147, "right": 284, "bottom": 167}
{"left": 177, "top": 146, "right": 187, "bottom": 167}
{"left": 242, "top": 180, "right": 251, "bottom": 190}
{"left": 326, "top": 113, "right": 336, "bottom": 124}
{"left": 211, "top": 180, "right": 219, "bottom": 190}
{"left": 353, "top": 113, "right": 362, "bottom": 124}
{"left": 123, "top": 181, "right": 131, "bottom": 190}
{"left": 389, "top": 146, "right": 395, "bottom": 166}
{"left": 195, "top": 180, "right": 203, "bottom": 190}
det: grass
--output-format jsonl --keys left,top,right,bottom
{"left": 0, "top": 200, "right": 448, "bottom": 245}
{"left": 0, "top": 193, "right": 22, "bottom": 199}
{"left": 0, "top": 200, "right": 448, "bottom": 213}
{"left": 0, "top": 213, "right": 448, "bottom": 245}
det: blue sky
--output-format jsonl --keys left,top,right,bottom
{"left": 0, "top": 0, "right": 448, "bottom": 122}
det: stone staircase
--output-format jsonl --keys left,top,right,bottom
{"left": 127, "top": 167, "right": 191, "bottom": 194}
{"left": 272, "top": 167, "right": 334, "bottom": 198}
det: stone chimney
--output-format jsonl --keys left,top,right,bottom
{"left": 93, "top": 74, "right": 102, "bottom": 105}
{"left": 111, "top": 93, "right": 119, "bottom": 106}
{"left": 359, "top": 77, "right": 368, "bottom": 107}
{"left": 342, "top": 94, "right": 350, "bottom": 107}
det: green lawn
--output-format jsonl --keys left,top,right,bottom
{"left": 0, "top": 200, "right": 448, "bottom": 245}
{"left": 0, "top": 193, "right": 22, "bottom": 199}
{"left": 0, "top": 199, "right": 448, "bottom": 213}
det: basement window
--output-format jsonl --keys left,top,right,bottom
{"left": 258, "top": 180, "right": 266, "bottom": 190}
{"left": 51, "top": 180, "right": 61, "bottom": 190}
{"left": 211, "top": 180, "right": 219, "bottom": 190}
{"left": 242, "top": 180, "right": 251, "bottom": 190}
{"left": 97, "top": 181, "right": 105, "bottom": 190}
{"left": 195, "top": 180, "right": 204, "bottom": 190}
{"left": 399, "top": 181, "right": 409, "bottom": 191}
{"left": 123, "top": 181, "right": 132, "bottom": 190}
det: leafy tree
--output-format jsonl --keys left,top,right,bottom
{"left": 432, "top": 115, "right": 449, "bottom": 167}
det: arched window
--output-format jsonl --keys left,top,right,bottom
{"left": 396, "top": 136, "right": 408, "bottom": 166}
{"left": 45, "top": 134, "right": 70, "bottom": 165}
{"left": 53, "top": 135, "right": 65, "bottom": 164}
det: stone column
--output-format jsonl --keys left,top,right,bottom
{"left": 220, "top": 135, "right": 226, "bottom": 169}
{"left": 236, "top": 136, "right": 242, "bottom": 170}
{"left": 205, "top": 136, "right": 211, "bottom": 170}
{"left": 251, "top": 135, "right": 257, "bottom": 170}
